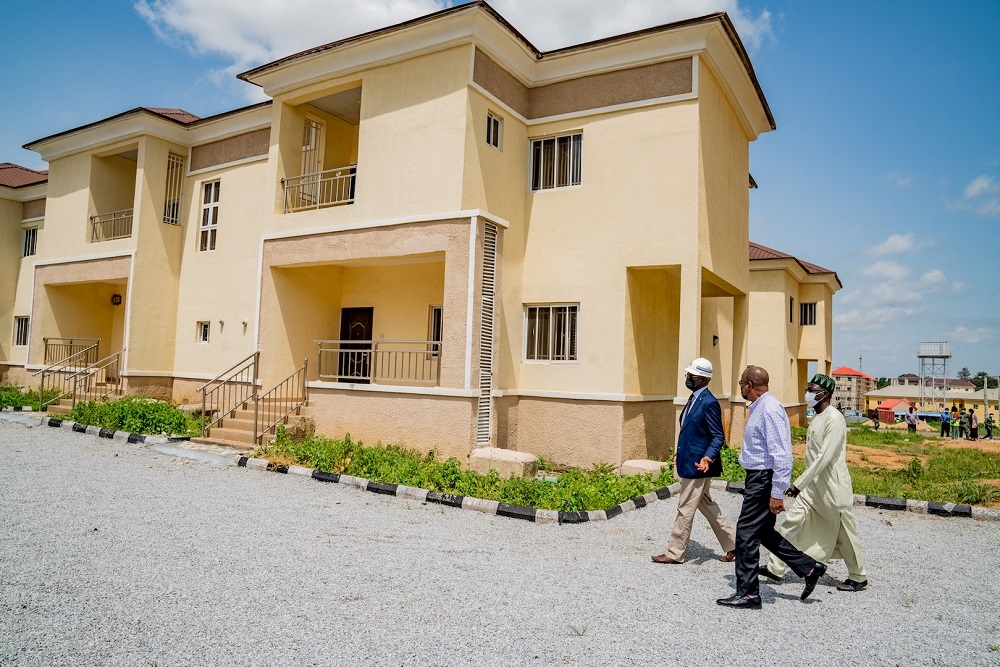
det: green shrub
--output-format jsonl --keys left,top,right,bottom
{"left": 255, "top": 429, "right": 678, "bottom": 512}
{"left": 0, "top": 384, "right": 58, "bottom": 411}
{"left": 69, "top": 396, "right": 197, "bottom": 436}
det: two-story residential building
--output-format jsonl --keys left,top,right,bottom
{"left": 1, "top": 2, "right": 840, "bottom": 466}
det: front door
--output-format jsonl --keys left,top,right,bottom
{"left": 338, "top": 307, "right": 373, "bottom": 383}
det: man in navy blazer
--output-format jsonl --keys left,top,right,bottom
{"left": 652, "top": 358, "right": 736, "bottom": 564}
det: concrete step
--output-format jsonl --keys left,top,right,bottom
{"left": 48, "top": 404, "right": 73, "bottom": 415}
{"left": 220, "top": 417, "right": 255, "bottom": 431}
{"left": 231, "top": 407, "right": 302, "bottom": 421}
{"left": 190, "top": 436, "right": 255, "bottom": 451}
{"left": 206, "top": 427, "right": 257, "bottom": 444}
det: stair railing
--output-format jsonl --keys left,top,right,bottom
{"left": 32, "top": 342, "right": 102, "bottom": 411}
{"left": 71, "top": 350, "right": 125, "bottom": 408}
{"left": 197, "top": 352, "right": 259, "bottom": 437}
{"left": 254, "top": 359, "right": 308, "bottom": 446}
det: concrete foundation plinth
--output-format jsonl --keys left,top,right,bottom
{"left": 468, "top": 447, "right": 538, "bottom": 479}
{"left": 620, "top": 459, "right": 669, "bottom": 477}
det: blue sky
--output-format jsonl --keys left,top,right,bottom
{"left": 2, "top": 1, "right": 997, "bottom": 379}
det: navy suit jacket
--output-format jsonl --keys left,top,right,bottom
{"left": 675, "top": 389, "right": 725, "bottom": 479}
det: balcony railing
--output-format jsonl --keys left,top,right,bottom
{"left": 283, "top": 165, "right": 356, "bottom": 213}
{"left": 91, "top": 208, "right": 134, "bottom": 242}
{"left": 316, "top": 340, "right": 440, "bottom": 386}
{"left": 43, "top": 338, "right": 101, "bottom": 365}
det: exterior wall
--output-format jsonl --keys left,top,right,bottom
{"left": 747, "top": 269, "right": 798, "bottom": 405}
{"left": 190, "top": 128, "right": 270, "bottom": 172}
{"left": 308, "top": 387, "right": 477, "bottom": 461}
{"left": 0, "top": 197, "right": 22, "bottom": 364}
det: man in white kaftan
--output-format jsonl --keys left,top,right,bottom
{"left": 764, "top": 374, "right": 868, "bottom": 592}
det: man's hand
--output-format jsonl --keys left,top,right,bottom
{"left": 769, "top": 497, "right": 785, "bottom": 514}
{"left": 695, "top": 456, "right": 712, "bottom": 473}
{"left": 785, "top": 484, "right": 800, "bottom": 497}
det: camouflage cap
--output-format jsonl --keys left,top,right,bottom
{"left": 810, "top": 374, "right": 836, "bottom": 394}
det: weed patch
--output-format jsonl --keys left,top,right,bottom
{"left": 69, "top": 396, "right": 199, "bottom": 436}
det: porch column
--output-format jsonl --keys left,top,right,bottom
{"left": 675, "top": 263, "right": 702, "bottom": 396}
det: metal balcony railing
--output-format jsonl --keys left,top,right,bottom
{"left": 315, "top": 340, "right": 441, "bottom": 386}
{"left": 43, "top": 338, "right": 101, "bottom": 365}
{"left": 282, "top": 165, "right": 356, "bottom": 213}
{"left": 91, "top": 208, "right": 134, "bottom": 242}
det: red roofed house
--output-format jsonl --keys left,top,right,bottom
{"left": 831, "top": 366, "right": 876, "bottom": 412}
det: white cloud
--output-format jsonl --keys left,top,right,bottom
{"left": 865, "top": 232, "right": 928, "bottom": 257}
{"left": 134, "top": 0, "right": 774, "bottom": 99}
{"left": 918, "top": 269, "right": 947, "bottom": 288}
{"left": 944, "top": 325, "right": 998, "bottom": 345}
{"left": 835, "top": 306, "right": 918, "bottom": 332}
{"left": 951, "top": 281, "right": 971, "bottom": 295}
{"left": 951, "top": 174, "right": 1000, "bottom": 219}
{"left": 858, "top": 260, "right": 911, "bottom": 282}
{"left": 886, "top": 172, "right": 913, "bottom": 188}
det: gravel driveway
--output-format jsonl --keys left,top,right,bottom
{"left": 2, "top": 417, "right": 999, "bottom": 666}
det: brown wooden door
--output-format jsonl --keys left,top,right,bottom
{"left": 339, "top": 307, "right": 373, "bottom": 383}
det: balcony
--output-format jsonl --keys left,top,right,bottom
{"left": 316, "top": 339, "right": 440, "bottom": 386}
{"left": 282, "top": 165, "right": 356, "bottom": 213}
{"left": 91, "top": 208, "right": 133, "bottom": 242}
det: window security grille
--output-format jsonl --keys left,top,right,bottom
{"left": 22, "top": 227, "right": 37, "bottom": 257}
{"left": 13, "top": 317, "right": 29, "bottom": 346}
{"left": 163, "top": 155, "right": 185, "bottom": 225}
{"left": 800, "top": 302, "right": 817, "bottom": 326}
{"left": 525, "top": 305, "right": 578, "bottom": 362}
{"left": 530, "top": 133, "right": 582, "bottom": 191}
{"left": 200, "top": 181, "right": 220, "bottom": 251}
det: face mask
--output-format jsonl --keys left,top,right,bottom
{"left": 685, "top": 376, "right": 699, "bottom": 391}
{"left": 805, "top": 391, "right": 819, "bottom": 407}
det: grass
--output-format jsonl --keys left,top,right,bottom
{"left": 0, "top": 384, "right": 60, "bottom": 411}
{"left": 68, "top": 396, "right": 200, "bottom": 436}
{"left": 254, "top": 429, "right": 677, "bottom": 512}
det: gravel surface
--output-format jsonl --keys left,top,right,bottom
{"left": 2, "top": 416, "right": 999, "bottom": 666}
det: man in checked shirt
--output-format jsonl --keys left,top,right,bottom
{"left": 716, "top": 366, "right": 827, "bottom": 609}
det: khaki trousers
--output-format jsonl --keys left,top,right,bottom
{"left": 665, "top": 476, "right": 736, "bottom": 561}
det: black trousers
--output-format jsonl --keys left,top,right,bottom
{"left": 735, "top": 469, "right": 817, "bottom": 596}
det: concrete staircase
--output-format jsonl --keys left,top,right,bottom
{"left": 46, "top": 381, "right": 124, "bottom": 415}
{"left": 191, "top": 399, "right": 312, "bottom": 451}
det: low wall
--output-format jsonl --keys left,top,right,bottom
{"left": 2, "top": 365, "right": 29, "bottom": 388}
{"left": 307, "top": 386, "right": 478, "bottom": 462}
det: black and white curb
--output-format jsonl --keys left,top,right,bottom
{"left": 237, "top": 455, "right": 683, "bottom": 525}
{"left": 41, "top": 416, "right": 170, "bottom": 446}
{"left": 1, "top": 406, "right": 35, "bottom": 412}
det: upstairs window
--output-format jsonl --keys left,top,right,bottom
{"left": 530, "top": 133, "right": 582, "bottom": 191}
{"left": 163, "top": 155, "right": 185, "bottom": 225}
{"left": 800, "top": 302, "right": 817, "bottom": 326}
{"left": 197, "top": 321, "right": 210, "bottom": 344}
{"left": 13, "top": 316, "right": 29, "bottom": 346}
{"left": 429, "top": 306, "right": 443, "bottom": 358}
{"left": 486, "top": 112, "right": 503, "bottom": 149}
{"left": 524, "top": 304, "right": 578, "bottom": 362}
{"left": 22, "top": 227, "right": 37, "bottom": 257}
{"left": 200, "top": 181, "right": 220, "bottom": 251}
{"left": 789, "top": 297, "right": 794, "bottom": 324}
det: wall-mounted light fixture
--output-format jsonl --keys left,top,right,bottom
{"left": 111, "top": 294, "right": 123, "bottom": 306}
{"left": 712, "top": 335, "right": 719, "bottom": 346}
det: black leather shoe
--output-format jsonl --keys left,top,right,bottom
{"left": 836, "top": 578, "right": 868, "bottom": 592}
{"left": 759, "top": 567, "right": 782, "bottom": 582}
{"left": 716, "top": 594, "right": 762, "bottom": 609}
{"left": 801, "top": 563, "right": 827, "bottom": 600}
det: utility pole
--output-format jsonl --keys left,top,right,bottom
{"left": 859, "top": 355, "right": 863, "bottom": 373}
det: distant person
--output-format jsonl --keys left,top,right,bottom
{"left": 872, "top": 411, "right": 880, "bottom": 431}
{"left": 716, "top": 366, "right": 826, "bottom": 610}
{"left": 837, "top": 401, "right": 844, "bottom": 413}
{"left": 951, "top": 412, "right": 960, "bottom": 439}
{"left": 905, "top": 407, "right": 918, "bottom": 434}
{"left": 960, "top": 409, "right": 970, "bottom": 439}
{"left": 939, "top": 409, "right": 951, "bottom": 438}
{"left": 651, "top": 358, "right": 735, "bottom": 566}
{"left": 764, "top": 375, "right": 867, "bottom": 592}
{"left": 985, "top": 414, "right": 995, "bottom": 440}
{"left": 969, "top": 408, "right": 979, "bottom": 441}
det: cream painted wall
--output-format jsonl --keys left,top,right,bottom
{"left": 798, "top": 282, "right": 833, "bottom": 361}
{"left": 700, "top": 295, "right": 735, "bottom": 398}
{"left": 0, "top": 198, "right": 23, "bottom": 363}
{"left": 623, "top": 267, "right": 681, "bottom": 396}
{"left": 516, "top": 101, "right": 701, "bottom": 396}
{"left": 90, "top": 152, "right": 137, "bottom": 222}
{"left": 340, "top": 260, "right": 445, "bottom": 340}
{"left": 173, "top": 160, "right": 272, "bottom": 380}
{"left": 42, "top": 282, "right": 121, "bottom": 359}
{"left": 265, "top": 46, "right": 471, "bottom": 235}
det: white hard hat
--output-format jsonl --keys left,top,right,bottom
{"left": 685, "top": 358, "right": 714, "bottom": 378}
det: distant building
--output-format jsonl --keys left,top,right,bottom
{"left": 866, "top": 385, "right": 998, "bottom": 420}
{"left": 831, "top": 366, "right": 875, "bottom": 412}
{"left": 895, "top": 374, "right": 975, "bottom": 391}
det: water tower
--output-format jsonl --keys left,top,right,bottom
{"left": 918, "top": 341, "right": 950, "bottom": 411}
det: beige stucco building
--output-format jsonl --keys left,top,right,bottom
{"left": 1, "top": 2, "right": 839, "bottom": 465}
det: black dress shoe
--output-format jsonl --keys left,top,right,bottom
{"left": 759, "top": 567, "right": 782, "bottom": 581}
{"left": 836, "top": 578, "right": 868, "bottom": 592}
{"left": 716, "top": 594, "right": 762, "bottom": 609}
{"left": 801, "top": 563, "right": 827, "bottom": 600}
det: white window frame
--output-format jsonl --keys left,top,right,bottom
{"left": 523, "top": 304, "right": 579, "bottom": 363}
{"left": 13, "top": 316, "right": 29, "bottom": 346}
{"left": 486, "top": 112, "right": 503, "bottom": 149}
{"left": 197, "top": 321, "right": 210, "bottom": 344}
{"left": 22, "top": 227, "right": 37, "bottom": 257}
{"left": 199, "top": 181, "right": 220, "bottom": 252}
{"left": 799, "top": 302, "right": 817, "bottom": 327}
{"left": 529, "top": 132, "right": 583, "bottom": 192}
{"left": 428, "top": 306, "right": 443, "bottom": 358}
